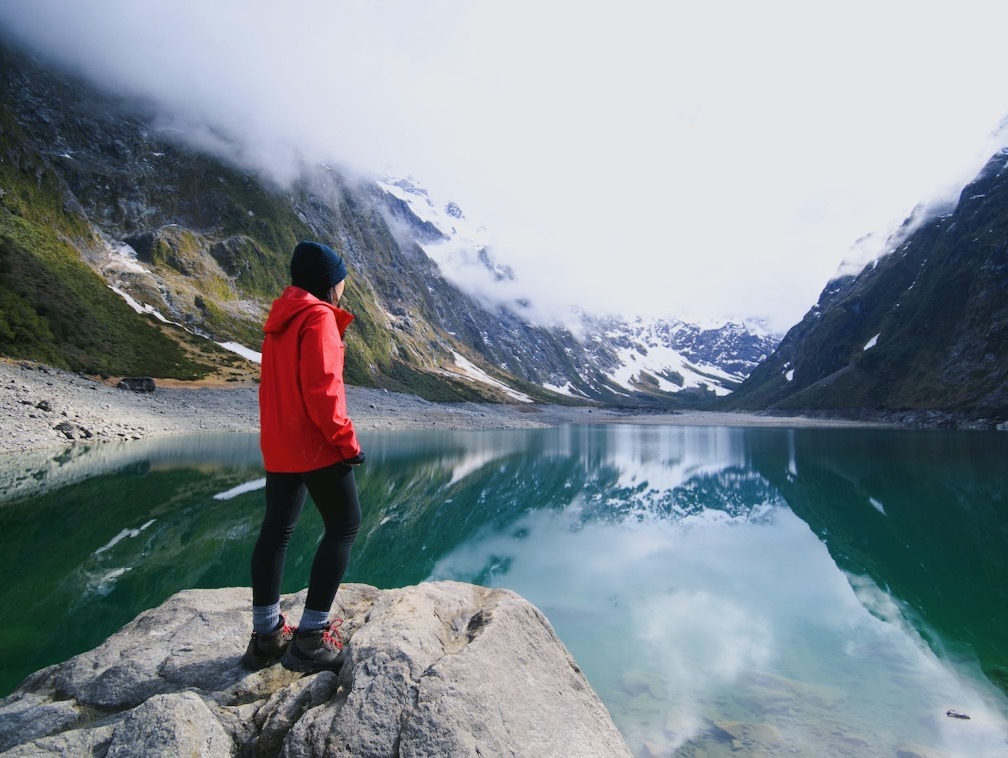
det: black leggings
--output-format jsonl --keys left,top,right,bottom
{"left": 250, "top": 462, "right": 362, "bottom": 612}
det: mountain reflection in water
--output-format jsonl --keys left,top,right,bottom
{"left": 0, "top": 425, "right": 1005, "bottom": 755}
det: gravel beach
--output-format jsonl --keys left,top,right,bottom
{"left": 0, "top": 358, "right": 876, "bottom": 456}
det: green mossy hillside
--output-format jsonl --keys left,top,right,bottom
{"left": 0, "top": 107, "right": 213, "bottom": 378}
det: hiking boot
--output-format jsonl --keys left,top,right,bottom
{"left": 281, "top": 618, "right": 345, "bottom": 672}
{"left": 240, "top": 614, "right": 296, "bottom": 670}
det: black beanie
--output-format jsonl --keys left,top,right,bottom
{"left": 290, "top": 240, "right": 348, "bottom": 300}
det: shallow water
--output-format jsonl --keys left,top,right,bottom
{"left": 1, "top": 425, "right": 1006, "bottom": 755}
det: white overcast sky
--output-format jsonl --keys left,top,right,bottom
{"left": 2, "top": 1, "right": 1007, "bottom": 331}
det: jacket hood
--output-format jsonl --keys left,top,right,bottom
{"left": 263, "top": 286, "right": 354, "bottom": 337}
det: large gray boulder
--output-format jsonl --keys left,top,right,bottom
{"left": 0, "top": 582, "right": 631, "bottom": 757}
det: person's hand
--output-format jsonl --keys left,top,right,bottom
{"left": 344, "top": 452, "right": 365, "bottom": 466}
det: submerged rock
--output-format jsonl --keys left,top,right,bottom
{"left": 0, "top": 582, "right": 631, "bottom": 757}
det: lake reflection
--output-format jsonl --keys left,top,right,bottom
{"left": 1, "top": 425, "right": 1006, "bottom": 756}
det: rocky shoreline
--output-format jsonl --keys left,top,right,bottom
{"left": 1, "top": 358, "right": 889, "bottom": 457}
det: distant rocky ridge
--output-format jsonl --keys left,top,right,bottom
{"left": 574, "top": 314, "right": 779, "bottom": 399}
{"left": 0, "top": 582, "right": 631, "bottom": 757}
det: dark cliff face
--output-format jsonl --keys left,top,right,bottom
{"left": 728, "top": 150, "right": 1008, "bottom": 426}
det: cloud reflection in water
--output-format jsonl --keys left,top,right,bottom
{"left": 425, "top": 425, "right": 1008, "bottom": 755}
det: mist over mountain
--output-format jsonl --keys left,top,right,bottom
{"left": 7, "top": 2, "right": 1008, "bottom": 336}
{"left": 0, "top": 39, "right": 772, "bottom": 406}
{"left": 6, "top": 30, "right": 1002, "bottom": 427}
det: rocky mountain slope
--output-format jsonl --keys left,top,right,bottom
{"left": 727, "top": 149, "right": 1008, "bottom": 427}
{"left": 0, "top": 38, "right": 776, "bottom": 406}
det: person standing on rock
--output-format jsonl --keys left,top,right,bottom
{"left": 242, "top": 240, "right": 365, "bottom": 672}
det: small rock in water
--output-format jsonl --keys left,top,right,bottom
{"left": 946, "top": 709, "right": 971, "bottom": 720}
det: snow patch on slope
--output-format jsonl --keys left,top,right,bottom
{"left": 608, "top": 337, "right": 736, "bottom": 397}
{"left": 444, "top": 350, "right": 533, "bottom": 403}
{"left": 104, "top": 242, "right": 261, "bottom": 364}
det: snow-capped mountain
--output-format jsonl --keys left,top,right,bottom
{"left": 376, "top": 175, "right": 517, "bottom": 294}
{"left": 575, "top": 314, "right": 779, "bottom": 399}
{"left": 376, "top": 174, "right": 780, "bottom": 402}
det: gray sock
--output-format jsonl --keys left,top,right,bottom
{"left": 299, "top": 608, "right": 330, "bottom": 633}
{"left": 253, "top": 603, "right": 281, "bottom": 635}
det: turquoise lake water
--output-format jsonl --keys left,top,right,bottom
{"left": 1, "top": 424, "right": 1006, "bottom": 755}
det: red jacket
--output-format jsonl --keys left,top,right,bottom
{"left": 259, "top": 286, "right": 362, "bottom": 472}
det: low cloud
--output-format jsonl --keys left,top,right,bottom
{"left": 3, "top": 1, "right": 1008, "bottom": 331}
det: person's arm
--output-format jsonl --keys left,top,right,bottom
{"left": 299, "top": 309, "right": 361, "bottom": 460}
